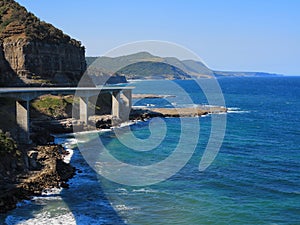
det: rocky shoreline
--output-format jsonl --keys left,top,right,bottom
{"left": 0, "top": 144, "right": 75, "bottom": 213}
{"left": 130, "top": 106, "right": 227, "bottom": 120}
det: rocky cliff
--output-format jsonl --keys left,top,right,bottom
{"left": 0, "top": 0, "right": 86, "bottom": 86}
{"left": 1, "top": 39, "right": 86, "bottom": 86}
{"left": 0, "top": 42, "right": 19, "bottom": 84}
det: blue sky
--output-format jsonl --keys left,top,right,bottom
{"left": 17, "top": 0, "right": 300, "bottom": 75}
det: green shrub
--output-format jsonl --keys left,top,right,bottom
{"left": 0, "top": 130, "right": 18, "bottom": 157}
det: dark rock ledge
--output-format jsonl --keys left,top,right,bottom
{"left": 0, "top": 143, "right": 75, "bottom": 213}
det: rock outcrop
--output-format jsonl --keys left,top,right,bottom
{"left": 0, "top": 0, "right": 87, "bottom": 86}
{"left": 0, "top": 142, "right": 75, "bottom": 213}
{"left": 1, "top": 39, "right": 86, "bottom": 86}
{"left": 0, "top": 43, "right": 20, "bottom": 85}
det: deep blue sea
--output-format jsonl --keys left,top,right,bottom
{"left": 2, "top": 77, "right": 300, "bottom": 225}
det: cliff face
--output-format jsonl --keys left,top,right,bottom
{"left": 2, "top": 39, "right": 86, "bottom": 86}
{"left": 0, "top": 0, "right": 87, "bottom": 86}
{"left": 0, "top": 43, "right": 19, "bottom": 85}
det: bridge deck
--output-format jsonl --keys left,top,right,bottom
{"left": 0, "top": 86, "right": 134, "bottom": 93}
{"left": 0, "top": 86, "right": 134, "bottom": 144}
{"left": 0, "top": 86, "right": 134, "bottom": 100}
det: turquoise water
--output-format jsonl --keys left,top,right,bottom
{"left": 3, "top": 77, "right": 300, "bottom": 224}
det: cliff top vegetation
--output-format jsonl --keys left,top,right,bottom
{"left": 0, "top": 0, "right": 82, "bottom": 47}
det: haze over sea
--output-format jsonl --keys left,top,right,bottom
{"left": 2, "top": 77, "right": 300, "bottom": 225}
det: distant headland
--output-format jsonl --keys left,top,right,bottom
{"left": 86, "top": 51, "right": 283, "bottom": 82}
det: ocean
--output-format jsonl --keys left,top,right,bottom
{"left": 2, "top": 77, "right": 299, "bottom": 224}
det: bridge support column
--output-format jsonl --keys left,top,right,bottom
{"left": 121, "top": 89, "right": 132, "bottom": 121}
{"left": 112, "top": 91, "right": 121, "bottom": 125}
{"left": 79, "top": 96, "right": 89, "bottom": 124}
{"left": 111, "top": 90, "right": 132, "bottom": 125}
{"left": 16, "top": 100, "right": 30, "bottom": 144}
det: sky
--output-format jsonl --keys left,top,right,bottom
{"left": 16, "top": 0, "right": 300, "bottom": 75}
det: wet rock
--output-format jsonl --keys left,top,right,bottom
{"left": 96, "top": 118, "right": 112, "bottom": 129}
{"left": 27, "top": 150, "right": 40, "bottom": 170}
{"left": 0, "top": 145, "right": 76, "bottom": 213}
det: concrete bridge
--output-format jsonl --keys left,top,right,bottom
{"left": 0, "top": 86, "right": 134, "bottom": 144}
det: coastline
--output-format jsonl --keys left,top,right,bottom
{"left": 0, "top": 144, "right": 75, "bottom": 214}
{"left": 0, "top": 104, "right": 227, "bottom": 214}
{"left": 4, "top": 134, "right": 126, "bottom": 224}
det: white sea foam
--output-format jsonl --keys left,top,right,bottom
{"left": 132, "top": 105, "right": 146, "bottom": 108}
{"left": 28, "top": 188, "right": 64, "bottom": 203}
{"left": 5, "top": 211, "right": 108, "bottom": 225}
{"left": 132, "top": 188, "right": 158, "bottom": 193}
{"left": 58, "top": 119, "right": 137, "bottom": 145}
{"left": 200, "top": 114, "right": 209, "bottom": 117}
{"left": 227, "top": 107, "right": 241, "bottom": 111}
{"left": 114, "top": 204, "right": 137, "bottom": 211}
{"left": 227, "top": 110, "right": 251, "bottom": 114}
{"left": 116, "top": 188, "right": 129, "bottom": 193}
{"left": 63, "top": 149, "right": 74, "bottom": 164}
{"left": 41, "top": 187, "right": 62, "bottom": 196}
{"left": 227, "top": 107, "right": 250, "bottom": 114}
{"left": 5, "top": 212, "right": 74, "bottom": 225}
{"left": 116, "top": 120, "right": 136, "bottom": 128}
{"left": 55, "top": 137, "right": 78, "bottom": 148}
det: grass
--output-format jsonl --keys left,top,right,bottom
{"left": 31, "top": 94, "right": 110, "bottom": 118}
{"left": 31, "top": 95, "right": 74, "bottom": 118}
